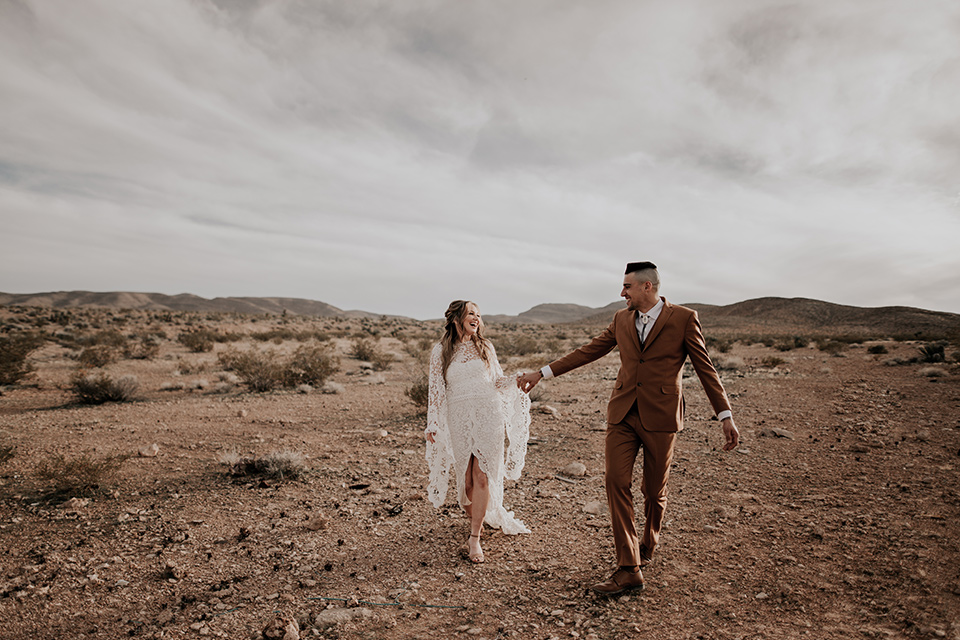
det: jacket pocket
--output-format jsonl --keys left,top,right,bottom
{"left": 660, "top": 384, "right": 679, "bottom": 395}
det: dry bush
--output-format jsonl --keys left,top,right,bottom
{"left": 0, "top": 332, "right": 45, "bottom": 385}
{"left": 919, "top": 343, "right": 946, "bottom": 363}
{"left": 219, "top": 449, "right": 308, "bottom": 480}
{"left": 77, "top": 345, "right": 119, "bottom": 368}
{"left": 867, "top": 344, "right": 889, "bottom": 355}
{"left": 495, "top": 335, "right": 541, "bottom": 357}
{"left": 219, "top": 346, "right": 340, "bottom": 392}
{"left": 403, "top": 338, "right": 434, "bottom": 364}
{"left": 817, "top": 340, "right": 846, "bottom": 355}
{"left": 762, "top": 356, "right": 786, "bottom": 368}
{"left": 351, "top": 338, "right": 394, "bottom": 371}
{"left": 350, "top": 338, "right": 379, "bottom": 361}
{"left": 219, "top": 349, "right": 284, "bottom": 392}
{"left": 178, "top": 329, "right": 216, "bottom": 353}
{"left": 36, "top": 452, "right": 129, "bottom": 497}
{"left": 71, "top": 372, "right": 139, "bottom": 404}
{"left": 706, "top": 337, "right": 732, "bottom": 354}
{"left": 405, "top": 371, "right": 429, "bottom": 411}
{"left": 283, "top": 345, "right": 340, "bottom": 387}
{"left": 713, "top": 354, "right": 745, "bottom": 371}
{"left": 124, "top": 334, "right": 161, "bottom": 360}
{"left": 919, "top": 366, "right": 947, "bottom": 378}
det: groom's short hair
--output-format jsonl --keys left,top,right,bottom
{"left": 625, "top": 262, "right": 660, "bottom": 290}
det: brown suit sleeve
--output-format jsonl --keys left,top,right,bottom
{"left": 683, "top": 311, "right": 731, "bottom": 417}
{"left": 548, "top": 317, "right": 619, "bottom": 377}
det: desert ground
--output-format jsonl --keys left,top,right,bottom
{"left": 0, "top": 306, "right": 958, "bottom": 640}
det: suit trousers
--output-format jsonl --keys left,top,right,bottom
{"left": 605, "top": 402, "right": 677, "bottom": 567}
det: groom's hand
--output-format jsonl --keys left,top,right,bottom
{"left": 517, "top": 371, "right": 542, "bottom": 394}
{"left": 721, "top": 417, "right": 739, "bottom": 451}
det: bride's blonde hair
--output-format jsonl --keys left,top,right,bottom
{"left": 440, "top": 300, "right": 491, "bottom": 382}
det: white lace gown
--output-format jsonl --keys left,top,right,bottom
{"left": 425, "top": 340, "right": 531, "bottom": 534}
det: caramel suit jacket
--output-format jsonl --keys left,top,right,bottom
{"left": 548, "top": 298, "right": 731, "bottom": 431}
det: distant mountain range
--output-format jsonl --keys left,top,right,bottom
{"left": 2, "top": 291, "right": 958, "bottom": 337}
{"left": 0, "top": 291, "right": 382, "bottom": 319}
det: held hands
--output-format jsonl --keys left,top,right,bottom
{"left": 425, "top": 431, "right": 436, "bottom": 444}
{"left": 516, "top": 371, "right": 542, "bottom": 394}
{"left": 721, "top": 417, "right": 739, "bottom": 451}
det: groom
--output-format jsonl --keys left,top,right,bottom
{"left": 518, "top": 262, "right": 739, "bottom": 595}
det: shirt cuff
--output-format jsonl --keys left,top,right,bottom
{"left": 541, "top": 365, "right": 554, "bottom": 379}
{"left": 717, "top": 410, "right": 732, "bottom": 422}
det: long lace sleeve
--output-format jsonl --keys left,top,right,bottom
{"left": 425, "top": 343, "right": 454, "bottom": 508}
{"left": 489, "top": 342, "right": 531, "bottom": 482}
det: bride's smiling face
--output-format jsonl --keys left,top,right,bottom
{"left": 459, "top": 303, "right": 481, "bottom": 340}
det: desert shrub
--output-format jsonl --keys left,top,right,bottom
{"left": 406, "top": 371, "right": 429, "bottom": 410}
{"left": 77, "top": 345, "right": 119, "bottom": 368}
{"left": 867, "top": 344, "right": 888, "bottom": 355}
{"left": 403, "top": 338, "right": 434, "bottom": 364}
{"left": 919, "top": 343, "right": 946, "bottom": 363}
{"left": 496, "top": 335, "right": 540, "bottom": 357}
{"left": 0, "top": 445, "right": 15, "bottom": 466}
{"left": 36, "top": 452, "right": 129, "bottom": 497}
{"left": 706, "top": 337, "right": 732, "bottom": 354}
{"left": 775, "top": 336, "right": 808, "bottom": 352}
{"left": 177, "top": 358, "right": 209, "bottom": 374}
{"left": 124, "top": 333, "right": 161, "bottom": 360}
{"left": 220, "top": 346, "right": 340, "bottom": 392}
{"left": 713, "top": 355, "right": 745, "bottom": 371}
{"left": 219, "top": 449, "right": 308, "bottom": 480}
{"left": 71, "top": 372, "right": 139, "bottom": 404}
{"left": 178, "top": 329, "right": 216, "bottom": 353}
{"left": 762, "top": 356, "right": 786, "bottom": 368}
{"left": 817, "top": 340, "right": 846, "bottom": 355}
{"left": 351, "top": 338, "right": 379, "bottom": 361}
{"left": 219, "top": 349, "right": 284, "bottom": 392}
{"left": 919, "top": 366, "right": 947, "bottom": 378}
{"left": 78, "top": 328, "right": 128, "bottom": 349}
{"left": 0, "top": 333, "right": 45, "bottom": 385}
{"left": 282, "top": 345, "right": 340, "bottom": 387}
{"left": 370, "top": 349, "right": 395, "bottom": 371}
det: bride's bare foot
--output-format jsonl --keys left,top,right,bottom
{"left": 467, "top": 534, "right": 484, "bottom": 564}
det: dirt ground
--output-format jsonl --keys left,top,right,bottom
{"left": 1, "top": 311, "right": 959, "bottom": 640}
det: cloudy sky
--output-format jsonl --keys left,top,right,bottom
{"left": 2, "top": 0, "right": 959, "bottom": 319}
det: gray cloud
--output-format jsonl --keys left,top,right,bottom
{"left": 1, "top": 0, "right": 959, "bottom": 317}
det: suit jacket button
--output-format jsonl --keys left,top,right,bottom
{"left": 638, "top": 359, "right": 644, "bottom": 364}
{"left": 637, "top": 382, "right": 642, "bottom": 387}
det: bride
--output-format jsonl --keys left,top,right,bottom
{"left": 424, "top": 300, "right": 531, "bottom": 563}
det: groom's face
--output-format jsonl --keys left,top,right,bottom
{"left": 621, "top": 273, "right": 657, "bottom": 312}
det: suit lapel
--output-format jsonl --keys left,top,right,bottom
{"left": 642, "top": 298, "right": 671, "bottom": 350}
{"left": 626, "top": 309, "right": 643, "bottom": 353}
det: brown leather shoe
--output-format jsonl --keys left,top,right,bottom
{"left": 590, "top": 567, "right": 645, "bottom": 595}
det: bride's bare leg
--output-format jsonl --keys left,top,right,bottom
{"left": 466, "top": 455, "right": 488, "bottom": 562}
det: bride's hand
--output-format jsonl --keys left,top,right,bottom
{"left": 425, "top": 432, "right": 436, "bottom": 444}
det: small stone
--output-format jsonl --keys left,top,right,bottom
{"left": 466, "top": 629, "right": 483, "bottom": 635}
{"left": 262, "top": 615, "right": 299, "bottom": 640}
{"left": 759, "top": 428, "right": 795, "bottom": 440}
{"left": 755, "top": 592, "right": 769, "bottom": 600}
{"left": 61, "top": 497, "right": 88, "bottom": 511}
{"left": 306, "top": 515, "right": 327, "bottom": 531}
{"left": 538, "top": 405, "right": 560, "bottom": 417}
{"left": 583, "top": 501, "right": 606, "bottom": 516}
{"left": 562, "top": 462, "right": 587, "bottom": 477}
{"left": 313, "top": 608, "right": 372, "bottom": 629}
{"left": 138, "top": 443, "right": 160, "bottom": 457}
{"left": 238, "top": 409, "right": 247, "bottom": 418}
{"left": 377, "top": 429, "right": 389, "bottom": 438}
